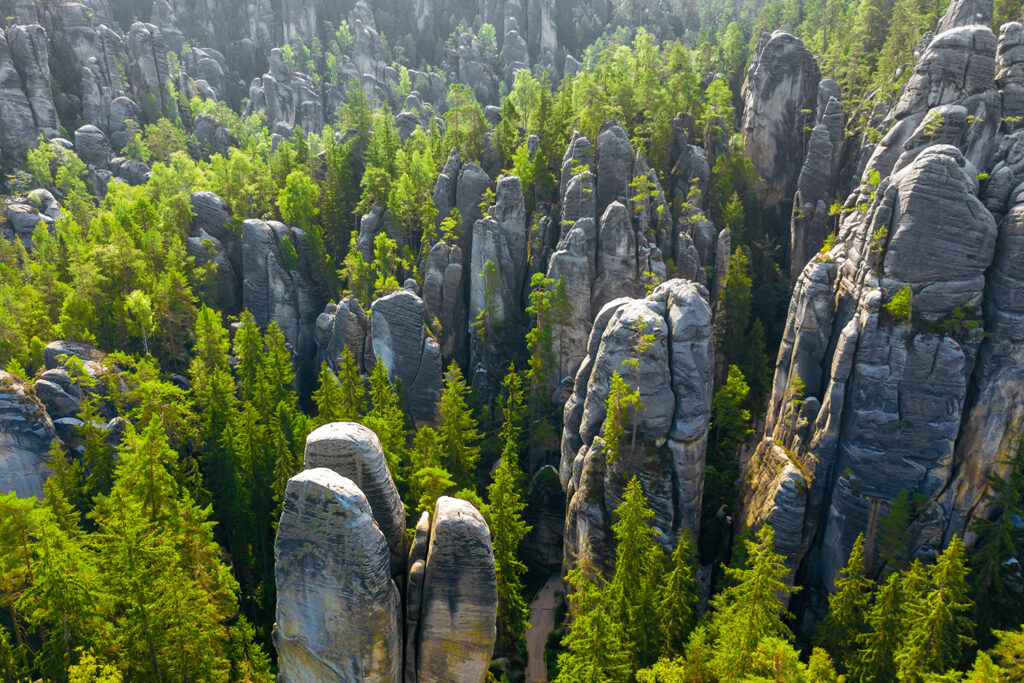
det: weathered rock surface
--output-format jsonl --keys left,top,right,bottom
{"left": 561, "top": 280, "right": 714, "bottom": 573}
{"left": 0, "top": 25, "right": 57, "bottom": 164}
{"left": 273, "top": 468, "right": 402, "bottom": 683}
{"left": 241, "top": 218, "right": 322, "bottom": 374}
{"left": 741, "top": 31, "right": 820, "bottom": 225}
{"left": 0, "top": 370, "right": 55, "bottom": 499}
{"left": 745, "top": 143, "right": 999, "bottom": 598}
{"left": 417, "top": 496, "right": 497, "bottom": 683}
{"left": 303, "top": 422, "right": 407, "bottom": 575}
{"left": 790, "top": 83, "right": 844, "bottom": 278}
{"left": 370, "top": 289, "right": 442, "bottom": 424}
{"left": 187, "top": 191, "right": 241, "bottom": 314}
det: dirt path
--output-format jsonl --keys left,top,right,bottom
{"left": 526, "top": 574, "right": 563, "bottom": 683}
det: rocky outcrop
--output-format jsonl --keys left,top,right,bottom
{"left": 561, "top": 280, "right": 714, "bottom": 573}
{"left": 0, "top": 370, "right": 55, "bottom": 499}
{"left": 241, "top": 218, "right": 322, "bottom": 385}
{"left": 303, "top": 422, "right": 407, "bottom": 575}
{"left": 126, "top": 22, "right": 174, "bottom": 122}
{"left": 997, "top": 22, "right": 1024, "bottom": 128}
{"left": 741, "top": 31, "right": 820, "bottom": 227}
{"left": 744, "top": 143, "right": 999, "bottom": 597}
{"left": 416, "top": 496, "right": 497, "bottom": 683}
{"left": 0, "top": 25, "right": 57, "bottom": 164}
{"left": 243, "top": 48, "right": 325, "bottom": 135}
{"left": 422, "top": 241, "right": 465, "bottom": 361}
{"left": 469, "top": 175, "right": 527, "bottom": 366}
{"left": 790, "top": 81, "right": 844, "bottom": 278}
{"left": 545, "top": 124, "right": 674, "bottom": 385}
{"left": 187, "top": 191, "right": 242, "bottom": 314}
{"left": 937, "top": 0, "right": 992, "bottom": 33}
{"left": 370, "top": 289, "right": 443, "bottom": 424}
{"left": 273, "top": 468, "right": 402, "bottom": 683}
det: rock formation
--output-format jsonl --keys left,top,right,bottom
{"left": 0, "top": 25, "right": 58, "bottom": 163}
{"left": 0, "top": 370, "right": 56, "bottom": 499}
{"left": 741, "top": 31, "right": 820, "bottom": 229}
{"left": 273, "top": 468, "right": 402, "bottom": 683}
{"left": 416, "top": 496, "right": 498, "bottom": 683}
{"left": 790, "top": 80, "right": 844, "bottom": 278}
{"left": 303, "top": 422, "right": 407, "bottom": 575}
{"left": 561, "top": 279, "right": 714, "bottom": 573}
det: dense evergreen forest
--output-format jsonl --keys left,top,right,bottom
{"left": 0, "top": 0, "right": 1022, "bottom": 680}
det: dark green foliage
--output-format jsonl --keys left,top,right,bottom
{"left": 817, "top": 534, "right": 872, "bottom": 672}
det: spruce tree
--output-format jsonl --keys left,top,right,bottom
{"left": 708, "top": 525, "right": 796, "bottom": 680}
{"left": 437, "top": 362, "right": 482, "bottom": 489}
{"left": 409, "top": 426, "right": 453, "bottom": 515}
{"left": 817, "top": 533, "right": 872, "bottom": 671}
{"left": 484, "top": 367, "right": 531, "bottom": 647}
{"left": 363, "top": 358, "right": 407, "bottom": 479}
{"left": 555, "top": 560, "right": 631, "bottom": 683}
{"left": 896, "top": 536, "right": 975, "bottom": 681}
{"left": 608, "top": 477, "right": 664, "bottom": 669}
{"left": 969, "top": 439, "right": 1024, "bottom": 643}
{"left": 659, "top": 530, "right": 698, "bottom": 656}
{"left": 879, "top": 490, "right": 915, "bottom": 573}
{"left": 852, "top": 570, "right": 906, "bottom": 682}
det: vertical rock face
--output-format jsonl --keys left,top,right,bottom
{"left": 417, "top": 496, "right": 498, "bottom": 683}
{"left": 0, "top": 26, "right": 56, "bottom": 164}
{"left": 241, "top": 218, "right": 322, "bottom": 369}
{"left": 0, "top": 371, "right": 55, "bottom": 499}
{"left": 369, "top": 289, "right": 443, "bottom": 425}
{"left": 997, "top": 22, "right": 1024, "bottom": 127}
{"left": 273, "top": 468, "right": 402, "bottom": 683}
{"left": 470, "top": 175, "right": 527, "bottom": 331}
{"left": 741, "top": 31, "right": 820, "bottom": 224}
{"left": 187, "top": 191, "right": 242, "bottom": 314}
{"left": 937, "top": 0, "right": 992, "bottom": 33}
{"left": 304, "top": 422, "right": 407, "bottom": 575}
{"left": 745, "top": 144, "right": 1000, "bottom": 596}
{"left": 561, "top": 280, "right": 714, "bottom": 573}
{"left": 545, "top": 124, "right": 676, "bottom": 386}
{"left": 790, "top": 82, "right": 844, "bottom": 278}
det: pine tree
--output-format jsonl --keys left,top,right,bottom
{"left": 555, "top": 560, "right": 631, "bottom": 683}
{"left": 409, "top": 427, "right": 453, "bottom": 515}
{"left": 969, "top": 438, "right": 1024, "bottom": 643}
{"left": 851, "top": 570, "right": 906, "bottom": 682}
{"left": 896, "top": 536, "right": 975, "bottom": 682}
{"left": 14, "top": 507, "right": 101, "bottom": 681}
{"left": 817, "top": 534, "right": 872, "bottom": 671}
{"left": 708, "top": 525, "right": 796, "bottom": 680}
{"left": 659, "top": 530, "right": 698, "bottom": 656}
{"left": 608, "top": 477, "right": 664, "bottom": 669}
{"left": 484, "top": 368, "right": 531, "bottom": 647}
{"left": 437, "top": 362, "right": 482, "bottom": 489}
{"left": 879, "top": 490, "right": 915, "bottom": 573}
{"left": 363, "top": 358, "right": 407, "bottom": 479}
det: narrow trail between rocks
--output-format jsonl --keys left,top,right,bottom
{"left": 526, "top": 574, "right": 563, "bottom": 683}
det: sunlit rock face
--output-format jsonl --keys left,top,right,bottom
{"left": 741, "top": 5, "right": 1024, "bottom": 616}
{"left": 273, "top": 468, "right": 403, "bottom": 683}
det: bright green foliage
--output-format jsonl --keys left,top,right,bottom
{"left": 409, "top": 427, "right": 454, "bottom": 515}
{"left": 437, "top": 362, "right": 482, "bottom": 489}
{"left": 608, "top": 478, "right": 664, "bottom": 669}
{"left": 555, "top": 560, "right": 632, "bottom": 683}
{"left": 719, "top": 249, "right": 753, "bottom": 369}
{"left": 363, "top": 358, "right": 407, "bottom": 479}
{"left": 852, "top": 570, "right": 909, "bottom": 682}
{"left": 603, "top": 372, "right": 640, "bottom": 467}
{"left": 484, "top": 367, "right": 531, "bottom": 647}
{"left": 886, "top": 284, "right": 913, "bottom": 323}
{"left": 526, "top": 273, "right": 558, "bottom": 413}
{"left": 444, "top": 84, "right": 487, "bottom": 161}
{"left": 659, "top": 530, "right": 697, "bottom": 657}
{"left": 710, "top": 364, "right": 753, "bottom": 458}
{"left": 817, "top": 534, "right": 873, "bottom": 672}
{"left": 896, "top": 537, "right": 975, "bottom": 681}
{"left": 708, "top": 525, "right": 796, "bottom": 680}
{"left": 312, "top": 348, "right": 366, "bottom": 426}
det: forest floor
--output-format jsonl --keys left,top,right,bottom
{"left": 526, "top": 574, "right": 563, "bottom": 683}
